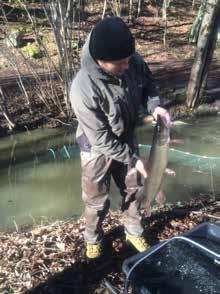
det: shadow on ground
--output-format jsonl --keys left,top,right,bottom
{"left": 27, "top": 226, "right": 134, "bottom": 294}
{"left": 26, "top": 205, "right": 201, "bottom": 294}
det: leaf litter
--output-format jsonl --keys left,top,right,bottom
{"left": 0, "top": 195, "right": 219, "bottom": 293}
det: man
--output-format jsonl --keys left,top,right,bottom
{"left": 70, "top": 17, "right": 170, "bottom": 259}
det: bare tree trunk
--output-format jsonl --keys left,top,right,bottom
{"left": 44, "top": 0, "right": 78, "bottom": 116}
{"left": 0, "top": 87, "right": 15, "bottom": 130}
{"left": 192, "top": 0, "right": 196, "bottom": 9}
{"left": 129, "top": 0, "right": 133, "bottom": 23}
{"left": 162, "top": 0, "right": 170, "bottom": 48}
{"left": 137, "top": 0, "right": 142, "bottom": 16}
{"left": 186, "top": 0, "right": 220, "bottom": 108}
{"left": 102, "top": 0, "right": 107, "bottom": 19}
{"left": 188, "top": 1, "right": 206, "bottom": 44}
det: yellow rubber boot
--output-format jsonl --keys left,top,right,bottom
{"left": 86, "top": 243, "right": 102, "bottom": 259}
{"left": 126, "top": 234, "right": 149, "bottom": 252}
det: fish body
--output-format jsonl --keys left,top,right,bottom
{"left": 172, "top": 120, "right": 189, "bottom": 126}
{"left": 143, "top": 115, "right": 170, "bottom": 205}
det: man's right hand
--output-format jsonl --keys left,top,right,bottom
{"left": 135, "top": 158, "right": 148, "bottom": 179}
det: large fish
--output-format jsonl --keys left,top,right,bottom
{"left": 143, "top": 115, "right": 170, "bottom": 210}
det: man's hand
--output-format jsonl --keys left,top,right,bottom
{"left": 135, "top": 158, "right": 148, "bottom": 179}
{"left": 165, "top": 167, "right": 176, "bottom": 177}
{"left": 152, "top": 106, "right": 171, "bottom": 127}
{"left": 155, "top": 190, "right": 166, "bottom": 205}
{"left": 143, "top": 200, "right": 151, "bottom": 217}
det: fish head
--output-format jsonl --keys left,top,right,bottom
{"left": 156, "top": 114, "right": 170, "bottom": 145}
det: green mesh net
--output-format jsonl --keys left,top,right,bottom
{"left": 138, "top": 144, "right": 220, "bottom": 171}
{"left": 47, "top": 144, "right": 220, "bottom": 172}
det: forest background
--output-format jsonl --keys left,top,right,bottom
{"left": 0, "top": 0, "right": 220, "bottom": 137}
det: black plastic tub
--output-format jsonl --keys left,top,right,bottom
{"left": 122, "top": 222, "right": 220, "bottom": 294}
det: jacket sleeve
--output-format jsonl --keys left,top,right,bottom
{"left": 134, "top": 53, "right": 161, "bottom": 114}
{"left": 70, "top": 78, "right": 138, "bottom": 165}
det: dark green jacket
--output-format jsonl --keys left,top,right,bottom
{"left": 70, "top": 34, "right": 160, "bottom": 164}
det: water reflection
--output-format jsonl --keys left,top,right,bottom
{"left": 0, "top": 116, "right": 220, "bottom": 231}
{"left": 0, "top": 153, "right": 83, "bottom": 231}
{"left": 0, "top": 128, "right": 82, "bottom": 231}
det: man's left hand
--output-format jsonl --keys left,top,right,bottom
{"left": 152, "top": 106, "right": 171, "bottom": 127}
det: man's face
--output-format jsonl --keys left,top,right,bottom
{"left": 97, "top": 56, "right": 131, "bottom": 77}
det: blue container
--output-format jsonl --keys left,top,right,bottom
{"left": 122, "top": 222, "right": 220, "bottom": 294}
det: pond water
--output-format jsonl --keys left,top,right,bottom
{"left": 1, "top": 116, "right": 220, "bottom": 231}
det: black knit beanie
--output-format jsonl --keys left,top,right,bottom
{"left": 89, "top": 17, "right": 135, "bottom": 61}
